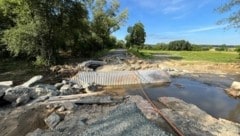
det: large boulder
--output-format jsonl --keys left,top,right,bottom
{"left": 32, "top": 84, "right": 59, "bottom": 98}
{"left": 21, "top": 75, "right": 43, "bottom": 87}
{"left": 230, "top": 81, "right": 240, "bottom": 90}
{"left": 225, "top": 81, "right": 240, "bottom": 97}
{"left": 158, "top": 97, "right": 240, "bottom": 136}
{"left": 4, "top": 86, "right": 33, "bottom": 102}
{"left": 44, "top": 112, "right": 61, "bottom": 130}
{"left": 16, "top": 94, "right": 30, "bottom": 106}
{"left": 0, "top": 81, "right": 13, "bottom": 86}
{"left": 0, "top": 85, "right": 9, "bottom": 97}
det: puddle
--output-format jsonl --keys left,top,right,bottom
{"left": 127, "top": 77, "right": 240, "bottom": 123}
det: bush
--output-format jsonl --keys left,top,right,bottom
{"left": 33, "top": 56, "right": 48, "bottom": 66}
{"left": 235, "top": 46, "right": 240, "bottom": 58}
{"left": 215, "top": 45, "right": 228, "bottom": 51}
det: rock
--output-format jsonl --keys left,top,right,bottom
{"left": 132, "top": 64, "right": 141, "bottom": 70}
{"left": 21, "top": 75, "right": 43, "bottom": 87}
{"left": 137, "top": 60, "right": 144, "bottom": 64}
{"left": 78, "top": 60, "right": 106, "bottom": 69}
{"left": 33, "top": 84, "right": 59, "bottom": 98}
{"left": 72, "top": 84, "right": 82, "bottom": 89}
{"left": 57, "top": 106, "right": 65, "bottom": 112}
{"left": 62, "top": 80, "right": 68, "bottom": 85}
{"left": 84, "top": 82, "right": 101, "bottom": 93}
{"left": 158, "top": 97, "right": 240, "bottom": 136}
{"left": 4, "top": 86, "right": 33, "bottom": 102}
{"left": 63, "top": 102, "right": 77, "bottom": 111}
{"left": 44, "top": 112, "right": 61, "bottom": 130}
{"left": 0, "top": 85, "right": 9, "bottom": 97}
{"left": 60, "top": 84, "right": 73, "bottom": 95}
{"left": 230, "top": 81, "right": 240, "bottom": 90}
{"left": 0, "top": 81, "right": 13, "bottom": 86}
{"left": 54, "top": 83, "right": 64, "bottom": 90}
{"left": 26, "top": 128, "right": 44, "bottom": 136}
{"left": 16, "top": 94, "right": 30, "bottom": 106}
{"left": 55, "top": 116, "right": 85, "bottom": 132}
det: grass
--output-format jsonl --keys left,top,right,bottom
{"left": 140, "top": 50, "right": 240, "bottom": 63}
{"left": 0, "top": 58, "right": 49, "bottom": 84}
{"left": 128, "top": 48, "right": 153, "bottom": 59}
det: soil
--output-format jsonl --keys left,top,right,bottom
{"left": 0, "top": 105, "right": 50, "bottom": 136}
{"left": 158, "top": 60, "right": 240, "bottom": 74}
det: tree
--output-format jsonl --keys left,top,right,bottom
{"left": 217, "top": 0, "right": 240, "bottom": 29}
{"left": 85, "top": 0, "right": 128, "bottom": 50}
{"left": 127, "top": 22, "right": 146, "bottom": 47}
{"left": 1, "top": 0, "right": 89, "bottom": 65}
{"left": 168, "top": 40, "right": 192, "bottom": 51}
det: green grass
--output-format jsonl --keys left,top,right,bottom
{"left": 0, "top": 59, "right": 48, "bottom": 84}
{"left": 128, "top": 48, "right": 153, "bottom": 59}
{"left": 140, "top": 50, "right": 240, "bottom": 63}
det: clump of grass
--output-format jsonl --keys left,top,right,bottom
{"left": 128, "top": 48, "right": 152, "bottom": 59}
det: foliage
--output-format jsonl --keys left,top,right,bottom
{"left": 217, "top": 0, "right": 240, "bottom": 29}
{"left": 116, "top": 40, "right": 125, "bottom": 48}
{"left": 191, "top": 45, "right": 211, "bottom": 51}
{"left": 85, "top": 0, "right": 128, "bottom": 50}
{"left": 168, "top": 40, "right": 192, "bottom": 51}
{"left": 235, "top": 46, "right": 240, "bottom": 58}
{"left": 128, "top": 48, "right": 152, "bottom": 59}
{"left": 0, "top": 0, "right": 128, "bottom": 65}
{"left": 215, "top": 45, "right": 228, "bottom": 51}
{"left": 126, "top": 22, "right": 146, "bottom": 48}
{"left": 1, "top": 0, "right": 89, "bottom": 65}
{"left": 141, "top": 50, "right": 239, "bottom": 63}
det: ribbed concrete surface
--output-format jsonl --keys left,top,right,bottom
{"left": 71, "top": 70, "right": 170, "bottom": 86}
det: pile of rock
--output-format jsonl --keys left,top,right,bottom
{"left": 225, "top": 81, "right": 240, "bottom": 97}
{"left": 0, "top": 75, "right": 101, "bottom": 106}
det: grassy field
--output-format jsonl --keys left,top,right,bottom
{"left": 140, "top": 50, "right": 240, "bottom": 63}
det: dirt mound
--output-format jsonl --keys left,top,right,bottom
{"left": 0, "top": 105, "right": 49, "bottom": 136}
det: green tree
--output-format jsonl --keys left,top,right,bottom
{"left": 217, "top": 0, "right": 240, "bottom": 29}
{"left": 168, "top": 40, "right": 192, "bottom": 51}
{"left": 1, "top": 0, "right": 89, "bottom": 65}
{"left": 85, "top": 0, "right": 128, "bottom": 50}
{"left": 129, "top": 22, "right": 146, "bottom": 47}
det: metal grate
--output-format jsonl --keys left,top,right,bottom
{"left": 71, "top": 70, "right": 170, "bottom": 87}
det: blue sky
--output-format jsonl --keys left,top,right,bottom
{"left": 113, "top": 0, "right": 240, "bottom": 45}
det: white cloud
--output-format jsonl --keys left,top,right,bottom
{"left": 186, "top": 25, "right": 226, "bottom": 33}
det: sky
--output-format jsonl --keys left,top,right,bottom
{"left": 113, "top": 0, "right": 240, "bottom": 45}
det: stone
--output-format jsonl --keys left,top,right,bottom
{"left": 26, "top": 128, "right": 44, "bottom": 136}
{"left": 137, "top": 60, "right": 144, "bottom": 64}
{"left": 62, "top": 80, "right": 68, "bottom": 85}
{"left": 56, "top": 116, "right": 85, "bottom": 132}
{"left": 230, "top": 81, "right": 240, "bottom": 90}
{"left": 57, "top": 106, "right": 65, "bottom": 112}
{"left": 158, "top": 97, "right": 240, "bottom": 136}
{"left": 16, "top": 94, "right": 30, "bottom": 106}
{"left": 44, "top": 112, "right": 61, "bottom": 130}
{"left": 60, "top": 84, "right": 73, "bottom": 95}
{"left": 0, "top": 81, "right": 13, "bottom": 86}
{"left": 63, "top": 102, "right": 77, "bottom": 111}
{"left": 133, "top": 64, "right": 141, "bottom": 70}
{"left": 21, "top": 75, "right": 43, "bottom": 87}
{"left": 33, "top": 84, "right": 59, "bottom": 98}
{"left": 54, "top": 83, "right": 64, "bottom": 90}
{"left": 72, "top": 84, "right": 82, "bottom": 89}
{"left": 0, "top": 85, "right": 9, "bottom": 97}
{"left": 4, "top": 86, "right": 33, "bottom": 102}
